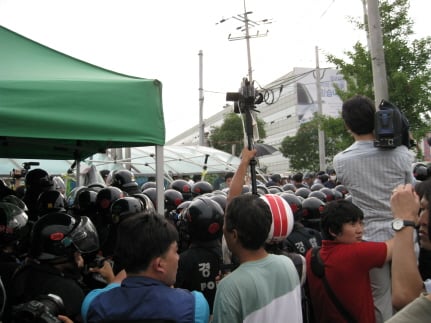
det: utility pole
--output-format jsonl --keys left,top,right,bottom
{"left": 198, "top": 50, "right": 205, "bottom": 146}
{"left": 366, "top": 0, "right": 389, "bottom": 107}
{"left": 217, "top": 0, "right": 272, "bottom": 140}
{"left": 315, "top": 46, "right": 326, "bottom": 171}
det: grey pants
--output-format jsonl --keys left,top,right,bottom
{"left": 370, "top": 262, "right": 393, "bottom": 323}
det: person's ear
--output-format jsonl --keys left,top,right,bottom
{"left": 328, "top": 229, "right": 338, "bottom": 238}
{"left": 231, "top": 228, "right": 239, "bottom": 242}
{"left": 151, "top": 256, "right": 166, "bottom": 274}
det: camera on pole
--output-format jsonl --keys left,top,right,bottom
{"left": 226, "top": 77, "right": 263, "bottom": 195}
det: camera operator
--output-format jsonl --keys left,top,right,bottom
{"left": 333, "top": 95, "right": 414, "bottom": 322}
{"left": 6, "top": 212, "right": 99, "bottom": 323}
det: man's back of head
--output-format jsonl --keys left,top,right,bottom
{"left": 342, "top": 95, "right": 376, "bottom": 135}
{"left": 224, "top": 194, "right": 271, "bottom": 250}
{"left": 114, "top": 212, "right": 179, "bottom": 274}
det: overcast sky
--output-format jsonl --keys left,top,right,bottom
{"left": 0, "top": 0, "right": 429, "bottom": 140}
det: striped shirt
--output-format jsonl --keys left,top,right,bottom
{"left": 212, "top": 253, "right": 302, "bottom": 323}
{"left": 333, "top": 140, "right": 414, "bottom": 241}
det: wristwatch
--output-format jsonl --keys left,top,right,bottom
{"left": 392, "top": 218, "right": 416, "bottom": 231}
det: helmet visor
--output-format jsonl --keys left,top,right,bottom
{"left": 70, "top": 216, "right": 99, "bottom": 254}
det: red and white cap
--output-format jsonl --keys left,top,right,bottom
{"left": 260, "top": 194, "right": 294, "bottom": 243}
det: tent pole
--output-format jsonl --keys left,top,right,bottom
{"left": 155, "top": 145, "right": 165, "bottom": 213}
{"left": 76, "top": 159, "right": 80, "bottom": 187}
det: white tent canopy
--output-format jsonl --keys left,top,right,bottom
{"left": 0, "top": 145, "right": 243, "bottom": 178}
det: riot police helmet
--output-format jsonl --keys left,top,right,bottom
{"left": 185, "top": 196, "right": 223, "bottom": 241}
{"left": 191, "top": 181, "right": 213, "bottom": 197}
{"left": 29, "top": 212, "right": 99, "bottom": 261}
{"left": 0, "top": 202, "right": 29, "bottom": 246}
{"left": 111, "top": 197, "right": 145, "bottom": 225}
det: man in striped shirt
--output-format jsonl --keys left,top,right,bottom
{"left": 212, "top": 147, "right": 302, "bottom": 323}
{"left": 333, "top": 95, "right": 414, "bottom": 322}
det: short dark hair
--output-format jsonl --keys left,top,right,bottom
{"left": 114, "top": 212, "right": 179, "bottom": 273}
{"left": 342, "top": 95, "right": 376, "bottom": 135}
{"left": 320, "top": 200, "right": 364, "bottom": 240}
{"left": 271, "top": 174, "right": 282, "bottom": 183}
{"left": 224, "top": 172, "right": 234, "bottom": 181}
{"left": 225, "top": 194, "right": 272, "bottom": 250}
{"left": 292, "top": 173, "right": 303, "bottom": 183}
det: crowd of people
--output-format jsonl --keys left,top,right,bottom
{"left": 0, "top": 93, "right": 430, "bottom": 323}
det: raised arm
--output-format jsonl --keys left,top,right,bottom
{"left": 390, "top": 184, "right": 423, "bottom": 310}
{"left": 227, "top": 146, "right": 257, "bottom": 205}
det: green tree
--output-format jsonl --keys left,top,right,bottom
{"left": 327, "top": 0, "right": 431, "bottom": 140}
{"left": 280, "top": 116, "right": 353, "bottom": 172}
{"left": 209, "top": 112, "right": 266, "bottom": 156}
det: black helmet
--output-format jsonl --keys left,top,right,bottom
{"left": 0, "top": 202, "right": 29, "bottom": 245}
{"left": 107, "top": 169, "right": 139, "bottom": 194}
{"left": 191, "top": 181, "right": 213, "bottom": 197}
{"left": 131, "top": 193, "right": 156, "bottom": 212}
{"left": 268, "top": 186, "right": 283, "bottom": 194}
{"left": 301, "top": 197, "right": 325, "bottom": 230}
{"left": 310, "top": 183, "right": 324, "bottom": 191}
{"left": 280, "top": 192, "right": 303, "bottom": 220}
{"left": 111, "top": 197, "right": 144, "bottom": 224}
{"left": 282, "top": 183, "right": 296, "bottom": 192}
{"left": 320, "top": 187, "right": 336, "bottom": 202}
{"left": 169, "top": 179, "right": 192, "bottom": 201}
{"left": 295, "top": 187, "right": 311, "bottom": 199}
{"left": 210, "top": 194, "right": 227, "bottom": 211}
{"left": 332, "top": 189, "right": 344, "bottom": 200}
{"left": 185, "top": 196, "right": 223, "bottom": 241}
{"left": 140, "top": 181, "right": 157, "bottom": 191}
{"left": 308, "top": 190, "right": 327, "bottom": 202}
{"left": 334, "top": 184, "right": 349, "bottom": 198}
{"left": 96, "top": 187, "right": 124, "bottom": 218}
{"left": 164, "top": 189, "right": 184, "bottom": 213}
{"left": 142, "top": 187, "right": 157, "bottom": 210}
{"left": 24, "top": 168, "right": 53, "bottom": 191}
{"left": 75, "top": 188, "right": 98, "bottom": 216}
{"left": 37, "top": 190, "right": 67, "bottom": 215}
{"left": 256, "top": 185, "right": 269, "bottom": 195}
{"left": 1, "top": 195, "right": 28, "bottom": 212}
{"left": 29, "top": 213, "right": 99, "bottom": 261}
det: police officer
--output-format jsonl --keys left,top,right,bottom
{"left": 6, "top": 212, "right": 99, "bottom": 322}
{"left": 175, "top": 196, "right": 223, "bottom": 313}
{"left": 282, "top": 194, "right": 323, "bottom": 256}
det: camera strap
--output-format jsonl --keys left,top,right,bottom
{"left": 310, "top": 247, "right": 357, "bottom": 323}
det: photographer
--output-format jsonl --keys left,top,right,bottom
{"left": 333, "top": 95, "right": 414, "bottom": 322}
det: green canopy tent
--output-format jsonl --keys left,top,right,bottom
{"left": 0, "top": 25, "right": 166, "bottom": 209}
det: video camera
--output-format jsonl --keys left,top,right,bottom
{"left": 374, "top": 99, "right": 413, "bottom": 149}
{"left": 10, "top": 162, "right": 40, "bottom": 179}
{"left": 12, "top": 294, "right": 64, "bottom": 323}
{"left": 226, "top": 77, "right": 263, "bottom": 114}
